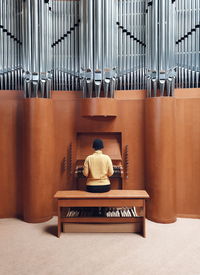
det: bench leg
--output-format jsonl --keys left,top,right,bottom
{"left": 57, "top": 206, "right": 61, "bottom": 238}
{"left": 143, "top": 201, "right": 146, "bottom": 238}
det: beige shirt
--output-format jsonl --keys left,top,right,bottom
{"left": 83, "top": 150, "right": 114, "bottom": 186}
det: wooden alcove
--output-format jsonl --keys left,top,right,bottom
{"left": 0, "top": 89, "right": 200, "bottom": 223}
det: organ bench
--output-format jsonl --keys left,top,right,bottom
{"left": 54, "top": 190, "right": 149, "bottom": 238}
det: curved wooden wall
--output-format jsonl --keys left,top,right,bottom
{"left": 145, "top": 98, "right": 176, "bottom": 223}
{"left": 0, "top": 91, "right": 23, "bottom": 218}
{"left": 23, "top": 99, "right": 55, "bottom": 223}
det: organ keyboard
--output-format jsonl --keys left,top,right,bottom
{"left": 75, "top": 165, "right": 123, "bottom": 178}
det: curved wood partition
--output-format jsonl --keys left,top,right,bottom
{"left": 23, "top": 98, "right": 55, "bottom": 223}
{"left": 145, "top": 98, "right": 176, "bottom": 223}
{"left": 0, "top": 93, "right": 23, "bottom": 218}
{"left": 81, "top": 98, "right": 117, "bottom": 117}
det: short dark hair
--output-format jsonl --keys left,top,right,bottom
{"left": 92, "top": 139, "right": 104, "bottom": 150}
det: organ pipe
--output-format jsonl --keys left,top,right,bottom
{"left": 22, "top": 0, "right": 52, "bottom": 98}
{"left": 145, "top": 0, "right": 176, "bottom": 97}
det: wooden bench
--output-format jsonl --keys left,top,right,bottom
{"left": 54, "top": 190, "right": 149, "bottom": 237}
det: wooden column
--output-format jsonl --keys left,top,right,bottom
{"left": 23, "top": 98, "right": 55, "bottom": 223}
{"left": 145, "top": 98, "right": 176, "bottom": 223}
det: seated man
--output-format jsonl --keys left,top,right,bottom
{"left": 83, "top": 139, "right": 114, "bottom": 193}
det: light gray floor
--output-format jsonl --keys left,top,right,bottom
{"left": 0, "top": 217, "right": 200, "bottom": 275}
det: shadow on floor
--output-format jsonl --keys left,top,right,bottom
{"left": 44, "top": 225, "right": 58, "bottom": 237}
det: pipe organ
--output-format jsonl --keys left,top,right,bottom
{"left": 0, "top": 0, "right": 199, "bottom": 96}
{"left": 0, "top": 0, "right": 200, "bottom": 225}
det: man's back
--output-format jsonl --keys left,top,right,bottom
{"left": 83, "top": 150, "right": 114, "bottom": 186}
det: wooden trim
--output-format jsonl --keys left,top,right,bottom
{"left": 147, "top": 216, "right": 177, "bottom": 224}
{"left": 58, "top": 199, "right": 144, "bottom": 207}
{"left": 63, "top": 223, "right": 142, "bottom": 233}
{"left": 24, "top": 216, "right": 53, "bottom": 223}
{"left": 174, "top": 88, "right": 200, "bottom": 98}
{"left": 60, "top": 217, "right": 143, "bottom": 223}
{"left": 143, "top": 201, "right": 146, "bottom": 238}
{"left": 57, "top": 205, "right": 61, "bottom": 238}
{"left": 177, "top": 214, "right": 200, "bottom": 219}
{"left": 54, "top": 190, "right": 149, "bottom": 199}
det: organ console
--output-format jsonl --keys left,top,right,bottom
{"left": 0, "top": 0, "right": 200, "bottom": 226}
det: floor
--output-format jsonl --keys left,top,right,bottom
{"left": 0, "top": 217, "right": 200, "bottom": 275}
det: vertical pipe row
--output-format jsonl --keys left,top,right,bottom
{"left": 0, "top": 0, "right": 23, "bottom": 91}
{"left": 146, "top": 0, "right": 176, "bottom": 97}
{"left": 23, "top": 0, "right": 52, "bottom": 98}
{"left": 80, "top": 0, "right": 117, "bottom": 97}
{"left": 51, "top": 0, "right": 80, "bottom": 91}
{"left": 116, "top": 0, "right": 146, "bottom": 91}
{"left": 175, "top": 0, "right": 200, "bottom": 89}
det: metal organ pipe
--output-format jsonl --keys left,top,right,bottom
{"left": 146, "top": 0, "right": 177, "bottom": 97}
{"left": 0, "top": 0, "right": 23, "bottom": 90}
{"left": 175, "top": 0, "right": 200, "bottom": 90}
{"left": 0, "top": 0, "right": 199, "bottom": 97}
{"left": 22, "top": 0, "right": 52, "bottom": 98}
{"left": 80, "top": 0, "right": 118, "bottom": 98}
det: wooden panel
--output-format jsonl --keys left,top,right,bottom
{"left": 51, "top": 91, "right": 82, "bottom": 100}
{"left": 0, "top": 90, "right": 24, "bottom": 99}
{"left": 174, "top": 88, "right": 200, "bottom": 98}
{"left": 145, "top": 98, "right": 176, "bottom": 223}
{"left": 23, "top": 99, "right": 55, "bottom": 222}
{"left": 118, "top": 99, "right": 145, "bottom": 190}
{"left": 76, "top": 132, "right": 122, "bottom": 160}
{"left": 176, "top": 98, "right": 200, "bottom": 216}
{"left": 115, "top": 90, "right": 147, "bottom": 99}
{"left": 81, "top": 98, "right": 117, "bottom": 117}
{"left": 0, "top": 94, "right": 23, "bottom": 218}
{"left": 61, "top": 217, "right": 143, "bottom": 223}
{"left": 63, "top": 222, "right": 142, "bottom": 233}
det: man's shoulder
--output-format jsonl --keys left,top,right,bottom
{"left": 102, "top": 154, "right": 111, "bottom": 160}
{"left": 86, "top": 154, "right": 93, "bottom": 159}
{"left": 86, "top": 154, "right": 97, "bottom": 160}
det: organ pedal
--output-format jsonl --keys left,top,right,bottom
{"left": 64, "top": 207, "right": 141, "bottom": 218}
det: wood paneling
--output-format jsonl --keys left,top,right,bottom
{"left": 175, "top": 88, "right": 200, "bottom": 98}
{"left": 63, "top": 223, "right": 142, "bottom": 233}
{"left": 176, "top": 98, "right": 200, "bottom": 217}
{"left": 0, "top": 92, "right": 23, "bottom": 218}
{"left": 52, "top": 92, "right": 145, "bottom": 194}
{"left": 1, "top": 89, "right": 200, "bottom": 222}
{"left": 81, "top": 98, "right": 117, "bottom": 117}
